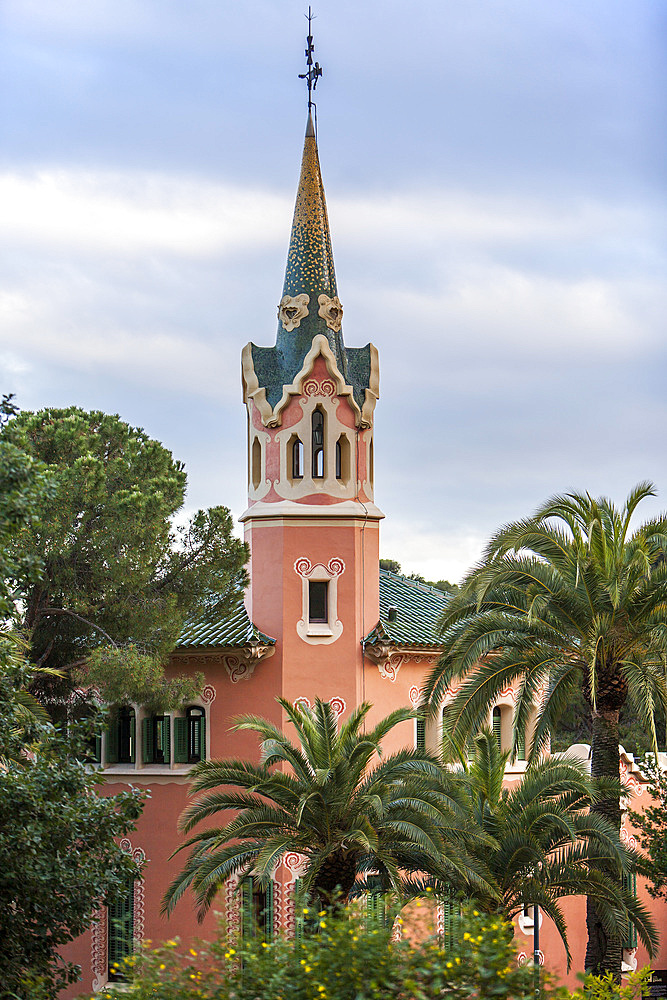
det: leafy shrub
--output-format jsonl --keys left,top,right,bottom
{"left": 92, "top": 904, "right": 557, "bottom": 1000}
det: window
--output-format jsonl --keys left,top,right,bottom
{"left": 492, "top": 707, "right": 502, "bottom": 750}
{"left": 440, "top": 887, "right": 458, "bottom": 951}
{"left": 142, "top": 714, "right": 170, "bottom": 764}
{"left": 516, "top": 724, "right": 526, "bottom": 761}
{"left": 308, "top": 580, "right": 328, "bottom": 623}
{"left": 623, "top": 872, "right": 638, "bottom": 948}
{"left": 335, "top": 435, "right": 350, "bottom": 481}
{"left": 312, "top": 409, "right": 325, "bottom": 478}
{"left": 106, "top": 707, "right": 136, "bottom": 765}
{"left": 241, "top": 877, "right": 274, "bottom": 940}
{"left": 251, "top": 438, "right": 262, "bottom": 490}
{"left": 366, "top": 876, "right": 388, "bottom": 928}
{"left": 108, "top": 878, "right": 134, "bottom": 981}
{"left": 416, "top": 717, "right": 426, "bottom": 754}
{"left": 174, "top": 707, "right": 206, "bottom": 764}
{"left": 292, "top": 436, "right": 304, "bottom": 479}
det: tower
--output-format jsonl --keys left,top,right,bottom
{"left": 240, "top": 107, "right": 382, "bottom": 721}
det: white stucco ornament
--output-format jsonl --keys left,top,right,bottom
{"left": 278, "top": 293, "right": 310, "bottom": 331}
{"left": 317, "top": 293, "right": 343, "bottom": 332}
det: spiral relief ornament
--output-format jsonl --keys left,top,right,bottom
{"left": 329, "top": 697, "right": 346, "bottom": 718}
{"left": 201, "top": 684, "right": 217, "bottom": 704}
{"left": 294, "top": 557, "right": 312, "bottom": 578}
{"left": 409, "top": 686, "right": 422, "bottom": 707}
{"left": 303, "top": 378, "right": 336, "bottom": 397}
{"left": 327, "top": 558, "right": 345, "bottom": 577}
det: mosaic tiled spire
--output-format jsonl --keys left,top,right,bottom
{"left": 276, "top": 112, "right": 346, "bottom": 376}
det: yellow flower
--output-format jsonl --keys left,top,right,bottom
{"left": 262, "top": 941, "right": 269, "bottom": 947}
{"left": 426, "top": 886, "right": 433, "bottom": 893}
{"left": 189, "top": 948, "right": 198, "bottom": 956}
{"left": 302, "top": 907, "right": 310, "bottom": 914}
{"left": 318, "top": 987, "right": 326, "bottom": 994}
{"left": 159, "top": 964, "right": 166, "bottom": 970}
{"left": 305, "top": 965, "right": 312, "bottom": 973}
{"left": 166, "top": 939, "right": 177, "bottom": 947}
{"left": 473, "top": 910, "right": 479, "bottom": 916}
{"left": 463, "top": 932, "right": 471, "bottom": 941}
{"left": 190, "top": 974, "right": 197, "bottom": 980}
{"left": 455, "top": 957, "right": 461, "bottom": 965}
{"left": 300, "top": 959, "right": 307, "bottom": 966}
{"left": 318, "top": 910, "right": 326, "bottom": 916}
{"left": 319, "top": 920, "right": 327, "bottom": 928}
{"left": 352, "top": 936, "right": 358, "bottom": 942}
{"left": 396, "top": 918, "right": 403, "bottom": 925}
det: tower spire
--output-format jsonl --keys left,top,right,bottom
{"left": 276, "top": 11, "right": 345, "bottom": 374}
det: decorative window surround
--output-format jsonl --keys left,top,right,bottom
{"left": 91, "top": 838, "right": 145, "bottom": 991}
{"left": 295, "top": 557, "right": 345, "bottom": 645}
{"left": 273, "top": 393, "right": 357, "bottom": 501}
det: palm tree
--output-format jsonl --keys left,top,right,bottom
{"left": 423, "top": 483, "right": 667, "bottom": 974}
{"left": 162, "top": 698, "right": 488, "bottom": 919}
{"left": 427, "top": 730, "right": 656, "bottom": 969}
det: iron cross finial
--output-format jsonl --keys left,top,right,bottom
{"left": 298, "top": 7, "right": 323, "bottom": 111}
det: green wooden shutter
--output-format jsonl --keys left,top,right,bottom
{"left": 174, "top": 718, "right": 188, "bottom": 763}
{"left": 294, "top": 879, "right": 304, "bottom": 942}
{"left": 200, "top": 713, "right": 206, "bottom": 760}
{"left": 517, "top": 724, "right": 526, "bottom": 760}
{"left": 265, "top": 880, "right": 274, "bottom": 940}
{"left": 162, "top": 716, "right": 171, "bottom": 763}
{"left": 492, "top": 708, "right": 502, "bottom": 750}
{"left": 108, "top": 879, "right": 134, "bottom": 979}
{"left": 93, "top": 734, "right": 102, "bottom": 764}
{"left": 106, "top": 714, "right": 119, "bottom": 764}
{"left": 142, "top": 717, "right": 154, "bottom": 764}
{"left": 623, "top": 872, "right": 638, "bottom": 948}
{"left": 441, "top": 889, "right": 453, "bottom": 951}
{"left": 129, "top": 710, "right": 136, "bottom": 763}
{"left": 241, "top": 877, "right": 253, "bottom": 940}
{"left": 416, "top": 718, "right": 426, "bottom": 753}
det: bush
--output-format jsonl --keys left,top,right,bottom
{"left": 92, "top": 904, "right": 558, "bottom": 1000}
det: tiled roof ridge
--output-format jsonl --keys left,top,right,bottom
{"left": 379, "top": 566, "right": 450, "bottom": 599}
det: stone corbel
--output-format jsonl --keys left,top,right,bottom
{"left": 222, "top": 643, "right": 275, "bottom": 683}
{"left": 364, "top": 642, "right": 403, "bottom": 681}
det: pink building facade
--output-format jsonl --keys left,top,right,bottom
{"left": 61, "top": 110, "right": 666, "bottom": 995}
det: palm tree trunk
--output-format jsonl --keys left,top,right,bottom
{"left": 585, "top": 706, "right": 622, "bottom": 978}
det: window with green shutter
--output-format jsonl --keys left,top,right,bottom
{"left": 516, "top": 724, "right": 526, "bottom": 761}
{"left": 440, "top": 887, "right": 456, "bottom": 951}
{"left": 294, "top": 879, "right": 305, "bottom": 941}
{"left": 623, "top": 871, "right": 638, "bottom": 948}
{"left": 416, "top": 717, "right": 426, "bottom": 754}
{"left": 366, "top": 875, "right": 387, "bottom": 928}
{"left": 107, "top": 707, "right": 135, "bottom": 764}
{"left": 241, "top": 877, "right": 274, "bottom": 940}
{"left": 142, "top": 715, "right": 170, "bottom": 764}
{"left": 187, "top": 707, "right": 205, "bottom": 762}
{"left": 492, "top": 707, "right": 502, "bottom": 750}
{"left": 108, "top": 878, "right": 134, "bottom": 981}
{"left": 174, "top": 716, "right": 188, "bottom": 763}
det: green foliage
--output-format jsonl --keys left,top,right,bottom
{"left": 163, "top": 698, "right": 487, "bottom": 919}
{"left": 1, "top": 405, "right": 248, "bottom": 676}
{"left": 95, "top": 905, "right": 552, "bottom": 1000}
{"left": 570, "top": 968, "right": 651, "bottom": 1000}
{"left": 0, "top": 665, "right": 146, "bottom": 998}
{"left": 627, "top": 756, "right": 667, "bottom": 899}
{"left": 423, "top": 484, "right": 667, "bottom": 973}
{"left": 442, "top": 730, "right": 656, "bottom": 967}
{"left": 75, "top": 644, "right": 204, "bottom": 713}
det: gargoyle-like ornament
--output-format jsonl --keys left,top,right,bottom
{"left": 318, "top": 293, "right": 343, "bottom": 332}
{"left": 278, "top": 293, "right": 310, "bottom": 331}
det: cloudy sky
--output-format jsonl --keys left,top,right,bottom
{"left": 2, "top": 0, "right": 666, "bottom": 583}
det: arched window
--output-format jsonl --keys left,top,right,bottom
{"left": 492, "top": 707, "right": 502, "bottom": 750}
{"left": 292, "top": 437, "right": 304, "bottom": 479}
{"left": 335, "top": 435, "right": 350, "bottom": 481}
{"left": 107, "top": 707, "right": 136, "bottom": 765}
{"left": 312, "top": 409, "right": 325, "bottom": 478}
{"left": 251, "top": 438, "right": 262, "bottom": 490}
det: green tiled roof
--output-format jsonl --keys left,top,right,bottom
{"left": 364, "top": 569, "right": 450, "bottom": 648}
{"left": 178, "top": 602, "right": 275, "bottom": 649}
